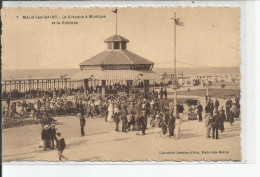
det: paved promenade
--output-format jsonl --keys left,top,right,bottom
{"left": 3, "top": 114, "right": 241, "bottom": 162}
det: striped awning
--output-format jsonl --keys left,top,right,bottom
{"left": 70, "top": 69, "right": 160, "bottom": 81}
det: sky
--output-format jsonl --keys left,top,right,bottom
{"left": 1, "top": 7, "right": 240, "bottom": 70}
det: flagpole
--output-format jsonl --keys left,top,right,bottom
{"left": 174, "top": 12, "right": 177, "bottom": 119}
{"left": 116, "top": 9, "right": 117, "bottom": 36}
{"left": 174, "top": 12, "right": 176, "bottom": 79}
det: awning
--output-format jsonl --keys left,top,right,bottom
{"left": 70, "top": 69, "right": 160, "bottom": 81}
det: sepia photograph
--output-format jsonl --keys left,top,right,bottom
{"left": 1, "top": 6, "right": 242, "bottom": 162}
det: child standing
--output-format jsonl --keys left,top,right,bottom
{"left": 56, "top": 132, "right": 67, "bottom": 161}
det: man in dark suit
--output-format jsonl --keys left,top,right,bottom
{"left": 42, "top": 125, "right": 51, "bottom": 151}
{"left": 160, "top": 88, "right": 163, "bottom": 99}
{"left": 209, "top": 100, "right": 214, "bottom": 116}
{"left": 121, "top": 108, "right": 128, "bottom": 133}
{"left": 211, "top": 111, "right": 220, "bottom": 139}
{"left": 215, "top": 99, "right": 220, "bottom": 110}
{"left": 163, "top": 88, "right": 168, "bottom": 99}
{"left": 56, "top": 132, "right": 67, "bottom": 161}
{"left": 197, "top": 102, "right": 203, "bottom": 122}
{"left": 140, "top": 110, "right": 146, "bottom": 135}
{"left": 114, "top": 109, "right": 120, "bottom": 132}
{"left": 80, "top": 115, "right": 86, "bottom": 137}
{"left": 168, "top": 115, "right": 175, "bottom": 138}
{"left": 205, "top": 102, "right": 210, "bottom": 114}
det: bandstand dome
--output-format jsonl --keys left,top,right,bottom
{"left": 72, "top": 34, "right": 159, "bottom": 81}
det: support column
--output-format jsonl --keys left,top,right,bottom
{"left": 10, "top": 81, "right": 12, "bottom": 98}
{"left": 65, "top": 79, "right": 67, "bottom": 95}
{"left": 84, "top": 79, "right": 89, "bottom": 95}
{"left": 29, "top": 80, "right": 32, "bottom": 98}
{"left": 18, "top": 81, "right": 21, "bottom": 92}
{"left": 37, "top": 80, "right": 39, "bottom": 90}
{"left": 101, "top": 80, "right": 106, "bottom": 97}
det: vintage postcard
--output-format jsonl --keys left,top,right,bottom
{"left": 1, "top": 6, "right": 242, "bottom": 162}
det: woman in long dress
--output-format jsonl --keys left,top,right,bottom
{"left": 107, "top": 102, "right": 113, "bottom": 122}
{"left": 175, "top": 114, "right": 181, "bottom": 140}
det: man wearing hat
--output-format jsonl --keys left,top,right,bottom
{"left": 204, "top": 113, "right": 212, "bottom": 138}
{"left": 79, "top": 114, "right": 86, "bottom": 137}
{"left": 211, "top": 111, "right": 220, "bottom": 139}
{"left": 41, "top": 125, "right": 51, "bottom": 151}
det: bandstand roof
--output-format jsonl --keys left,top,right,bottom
{"left": 79, "top": 50, "right": 154, "bottom": 66}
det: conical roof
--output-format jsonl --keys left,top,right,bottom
{"left": 104, "top": 35, "right": 129, "bottom": 43}
{"left": 80, "top": 50, "right": 154, "bottom": 66}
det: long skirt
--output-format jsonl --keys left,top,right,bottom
{"left": 175, "top": 119, "right": 181, "bottom": 136}
{"left": 107, "top": 112, "right": 113, "bottom": 122}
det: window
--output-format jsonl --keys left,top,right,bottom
{"left": 114, "top": 42, "right": 120, "bottom": 49}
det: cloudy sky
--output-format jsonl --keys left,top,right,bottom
{"left": 2, "top": 7, "right": 240, "bottom": 70}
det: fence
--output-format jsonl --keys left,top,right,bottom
{"left": 1, "top": 78, "right": 84, "bottom": 93}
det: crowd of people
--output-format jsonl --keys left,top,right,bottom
{"left": 201, "top": 95, "right": 240, "bottom": 139}
{"left": 2, "top": 93, "right": 104, "bottom": 120}
{"left": 2, "top": 88, "right": 240, "bottom": 160}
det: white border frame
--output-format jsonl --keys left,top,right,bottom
{"left": 2, "top": 1, "right": 259, "bottom": 176}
